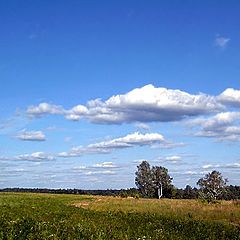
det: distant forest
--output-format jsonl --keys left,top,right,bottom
{"left": 1, "top": 185, "right": 239, "bottom": 200}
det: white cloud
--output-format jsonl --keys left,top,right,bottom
{"left": 154, "top": 155, "right": 182, "bottom": 162}
{"left": 16, "top": 130, "right": 46, "bottom": 141}
{"left": 133, "top": 159, "right": 148, "bottom": 164}
{"left": 135, "top": 155, "right": 184, "bottom": 164}
{"left": 59, "top": 132, "right": 171, "bottom": 158}
{"left": 152, "top": 155, "right": 183, "bottom": 164}
{"left": 65, "top": 105, "right": 88, "bottom": 121}
{"left": 16, "top": 152, "right": 55, "bottom": 162}
{"left": 202, "top": 163, "right": 240, "bottom": 169}
{"left": 72, "top": 162, "right": 121, "bottom": 176}
{"left": 135, "top": 122, "right": 150, "bottom": 130}
{"left": 165, "top": 155, "right": 182, "bottom": 161}
{"left": 215, "top": 36, "right": 230, "bottom": 48}
{"left": 218, "top": 88, "right": 240, "bottom": 107}
{"left": 151, "top": 141, "right": 186, "bottom": 149}
{"left": 27, "top": 103, "right": 65, "bottom": 117}
{"left": 85, "top": 85, "right": 222, "bottom": 123}
{"left": 27, "top": 85, "right": 223, "bottom": 124}
{"left": 84, "top": 170, "right": 116, "bottom": 176}
{"left": 190, "top": 112, "right": 240, "bottom": 141}
{"left": 92, "top": 162, "right": 119, "bottom": 168}
{"left": 224, "top": 163, "right": 240, "bottom": 169}
{"left": 202, "top": 164, "right": 214, "bottom": 169}
{"left": 184, "top": 170, "right": 199, "bottom": 175}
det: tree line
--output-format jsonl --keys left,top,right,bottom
{"left": 135, "top": 160, "right": 240, "bottom": 201}
{"left": 0, "top": 188, "right": 138, "bottom": 196}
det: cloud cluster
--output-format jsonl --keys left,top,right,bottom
{"left": 191, "top": 112, "right": 240, "bottom": 141}
{"left": 16, "top": 130, "right": 46, "bottom": 141}
{"left": 16, "top": 152, "right": 55, "bottom": 162}
{"left": 27, "top": 85, "right": 223, "bottom": 124}
{"left": 25, "top": 85, "right": 240, "bottom": 142}
{"left": 59, "top": 132, "right": 168, "bottom": 158}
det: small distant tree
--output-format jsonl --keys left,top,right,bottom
{"left": 135, "top": 161, "right": 173, "bottom": 198}
{"left": 197, "top": 170, "right": 228, "bottom": 201}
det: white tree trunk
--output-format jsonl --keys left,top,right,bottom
{"left": 157, "top": 184, "right": 163, "bottom": 199}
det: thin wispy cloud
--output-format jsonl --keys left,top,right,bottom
{"left": 92, "top": 162, "right": 119, "bottom": 169}
{"left": 72, "top": 162, "right": 122, "bottom": 176}
{"left": 202, "top": 163, "right": 240, "bottom": 169}
{"left": 215, "top": 36, "right": 230, "bottom": 48}
{"left": 135, "top": 122, "right": 150, "bottom": 130}
{"left": 133, "top": 154, "right": 187, "bottom": 165}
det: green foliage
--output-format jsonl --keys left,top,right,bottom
{"left": 119, "top": 191, "right": 128, "bottom": 198}
{"left": 197, "top": 170, "right": 228, "bottom": 201}
{"left": 135, "top": 161, "right": 155, "bottom": 197}
{"left": 0, "top": 193, "right": 239, "bottom": 240}
{"left": 135, "top": 161, "right": 173, "bottom": 198}
{"left": 198, "top": 191, "right": 218, "bottom": 204}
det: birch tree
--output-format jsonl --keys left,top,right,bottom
{"left": 197, "top": 170, "right": 228, "bottom": 201}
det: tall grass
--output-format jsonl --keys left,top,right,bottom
{"left": 84, "top": 196, "right": 240, "bottom": 226}
{"left": 0, "top": 193, "right": 239, "bottom": 239}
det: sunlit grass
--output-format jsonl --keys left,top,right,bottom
{"left": 0, "top": 193, "right": 239, "bottom": 239}
{"left": 83, "top": 196, "right": 240, "bottom": 226}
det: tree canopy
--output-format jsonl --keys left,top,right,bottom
{"left": 135, "top": 161, "right": 173, "bottom": 198}
{"left": 197, "top": 170, "right": 228, "bottom": 200}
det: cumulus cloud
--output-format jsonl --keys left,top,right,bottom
{"left": 215, "top": 36, "right": 230, "bottom": 48}
{"left": 191, "top": 112, "right": 240, "bottom": 141}
{"left": 27, "top": 103, "right": 65, "bottom": 117}
{"left": 16, "top": 152, "right": 55, "bottom": 161}
{"left": 59, "top": 132, "right": 170, "bottom": 157}
{"left": 16, "top": 130, "right": 46, "bottom": 141}
{"left": 65, "top": 104, "right": 88, "bottom": 121}
{"left": 218, "top": 88, "right": 240, "bottom": 107}
{"left": 27, "top": 85, "right": 223, "bottom": 124}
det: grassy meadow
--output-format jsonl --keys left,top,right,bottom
{"left": 0, "top": 192, "right": 239, "bottom": 239}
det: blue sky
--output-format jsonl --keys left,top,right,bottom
{"left": 0, "top": 0, "right": 240, "bottom": 189}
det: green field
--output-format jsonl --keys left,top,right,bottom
{"left": 0, "top": 193, "right": 239, "bottom": 239}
